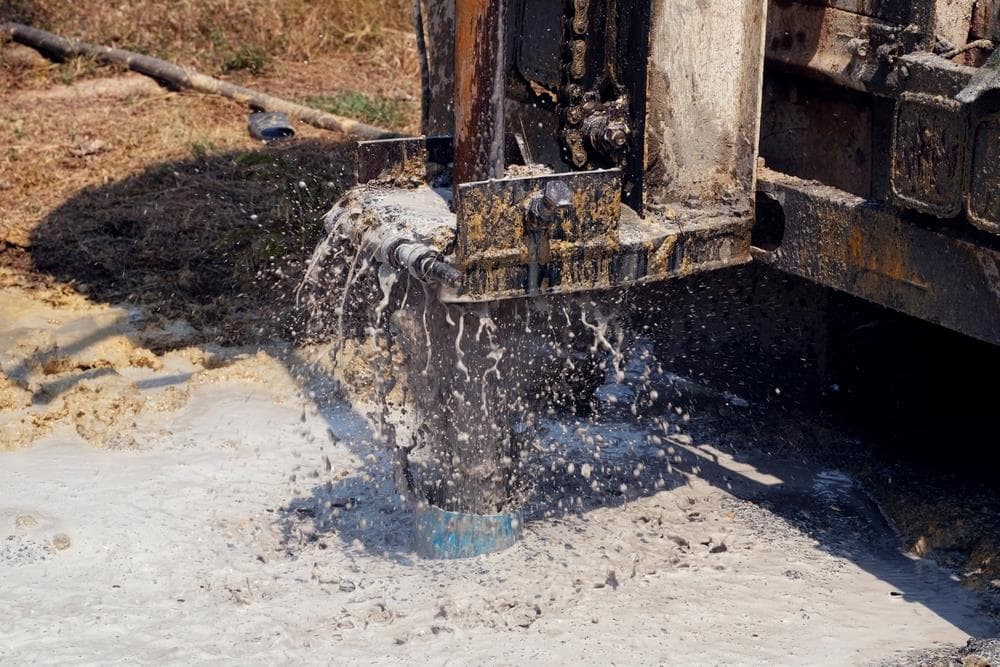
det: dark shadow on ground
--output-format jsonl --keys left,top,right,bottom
{"left": 30, "top": 137, "right": 355, "bottom": 350}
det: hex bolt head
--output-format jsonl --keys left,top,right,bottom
{"left": 848, "top": 37, "right": 869, "bottom": 58}
{"left": 542, "top": 180, "right": 573, "bottom": 210}
{"left": 527, "top": 180, "right": 574, "bottom": 228}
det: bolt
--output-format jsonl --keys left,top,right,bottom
{"left": 527, "top": 180, "right": 573, "bottom": 229}
{"left": 604, "top": 127, "right": 628, "bottom": 148}
{"left": 425, "top": 258, "right": 463, "bottom": 286}
{"left": 848, "top": 37, "right": 869, "bottom": 58}
{"left": 542, "top": 180, "right": 573, "bottom": 211}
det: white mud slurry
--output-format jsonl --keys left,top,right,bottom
{"left": 0, "top": 285, "right": 995, "bottom": 664}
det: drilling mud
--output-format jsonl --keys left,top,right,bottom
{"left": 298, "top": 200, "right": 626, "bottom": 517}
{"left": 1, "top": 274, "right": 998, "bottom": 663}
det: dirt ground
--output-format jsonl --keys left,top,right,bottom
{"left": 2, "top": 18, "right": 1000, "bottom": 666}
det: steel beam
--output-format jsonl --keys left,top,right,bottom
{"left": 756, "top": 168, "right": 1000, "bottom": 345}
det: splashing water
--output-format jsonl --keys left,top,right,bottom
{"left": 296, "top": 199, "right": 670, "bottom": 516}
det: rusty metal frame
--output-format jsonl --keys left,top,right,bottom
{"left": 756, "top": 168, "right": 1000, "bottom": 346}
{"left": 357, "top": 136, "right": 453, "bottom": 185}
{"left": 346, "top": 136, "right": 752, "bottom": 302}
{"left": 453, "top": 0, "right": 507, "bottom": 189}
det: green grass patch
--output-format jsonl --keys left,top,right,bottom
{"left": 221, "top": 46, "right": 269, "bottom": 75}
{"left": 56, "top": 56, "right": 99, "bottom": 84}
{"left": 190, "top": 140, "right": 216, "bottom": 160}
{"left": 305, "top": 91, "right": 408, "bottom": 130}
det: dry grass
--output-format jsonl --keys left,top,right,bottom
{"left": 0, "top": 76, "right": 361, "bottom": 342}
{"left": 3, "top": 0, "right": 415, "bottom": 73}
{"left": 0, "top": 1, "right": 421, "bottom": 343}
{"left": 1, "top": 0, "right": 422, "bottom": 117}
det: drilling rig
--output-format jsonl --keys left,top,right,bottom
{"left": 351, "top": 0, "right": 998, "bottom": 333}
{"left": 331, "top": 0, "right": 1000, "bottom": 542}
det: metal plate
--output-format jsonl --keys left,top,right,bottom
{"left": 357, "top": 136, "right": 453, "bottom": 185}
{"left": 346, "top": 176, "right": 750, "bottom": 303}
{"left": 890, "top": 92, "right": 968, "bottom": 218}
{"left": 967, "top": 113, "right": 1000, "bottom": 235}
{"left": 454, "top": 169, "right": 622, "bottom": 296}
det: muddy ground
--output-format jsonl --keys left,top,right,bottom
{"left": 2, "top": 31, "right": 1000, "bottom": 666}
{"left": 2, "top": 277, "right": 999, "bottom": 665}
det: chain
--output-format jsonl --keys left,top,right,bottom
{"left": 558, "top": 0, "right": 631, "bottom": 170}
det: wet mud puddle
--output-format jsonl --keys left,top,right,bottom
{"left": 210, "top": 203, "right": 997, "bottom": 663}
{"left": 1, "top": 340, "right": 995, "bottom": 664}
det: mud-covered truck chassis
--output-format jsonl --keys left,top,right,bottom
{"left": 341, "top": 0, "right": 999, "bottom": 346}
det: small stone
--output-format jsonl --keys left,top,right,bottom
{"left": 338, "top": 579, "right": 356, "bottom": 593}
{"left": 70, "top": 138, "right": 109, "bottom": 157}
{"left": 52, "top": 534, "right": 72, "bottom": 551}
{"left": 366, "top": 603, "right": 395, "bottom": 626}
{"left": 667, "top": 534, "right": 689, "bottom": 549}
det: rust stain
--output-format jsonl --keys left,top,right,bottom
{"left": 648, "top": 235, "right": 678, "bottom": 275}
{"left": 848, "top": 224, "right": 930, "bottom": 291}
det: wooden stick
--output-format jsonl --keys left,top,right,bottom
{"left": 2, "top": 22, "right": 397, "bottom": 140}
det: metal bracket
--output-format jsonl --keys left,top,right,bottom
{"left": 357, "top": 136, "right": 453, "bottom": 185}
{"left": 890, "top": 92, "right": 969, "bottom": 217}
{"left": 968, "top": 113, "right": 1000, "bottom": 234}
{"left": 454, "top": 169, "right": 622, "bottom": 297}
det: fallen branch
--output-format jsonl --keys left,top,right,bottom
{"left": 2, "top": 22, "right": 397, "bottom": 140}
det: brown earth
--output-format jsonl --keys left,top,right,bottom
{"left": 1, "top": 21, "right": 420, "bottom": 342}
{"left": 0, "top": 5, "right": 418, "bottom": 445}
